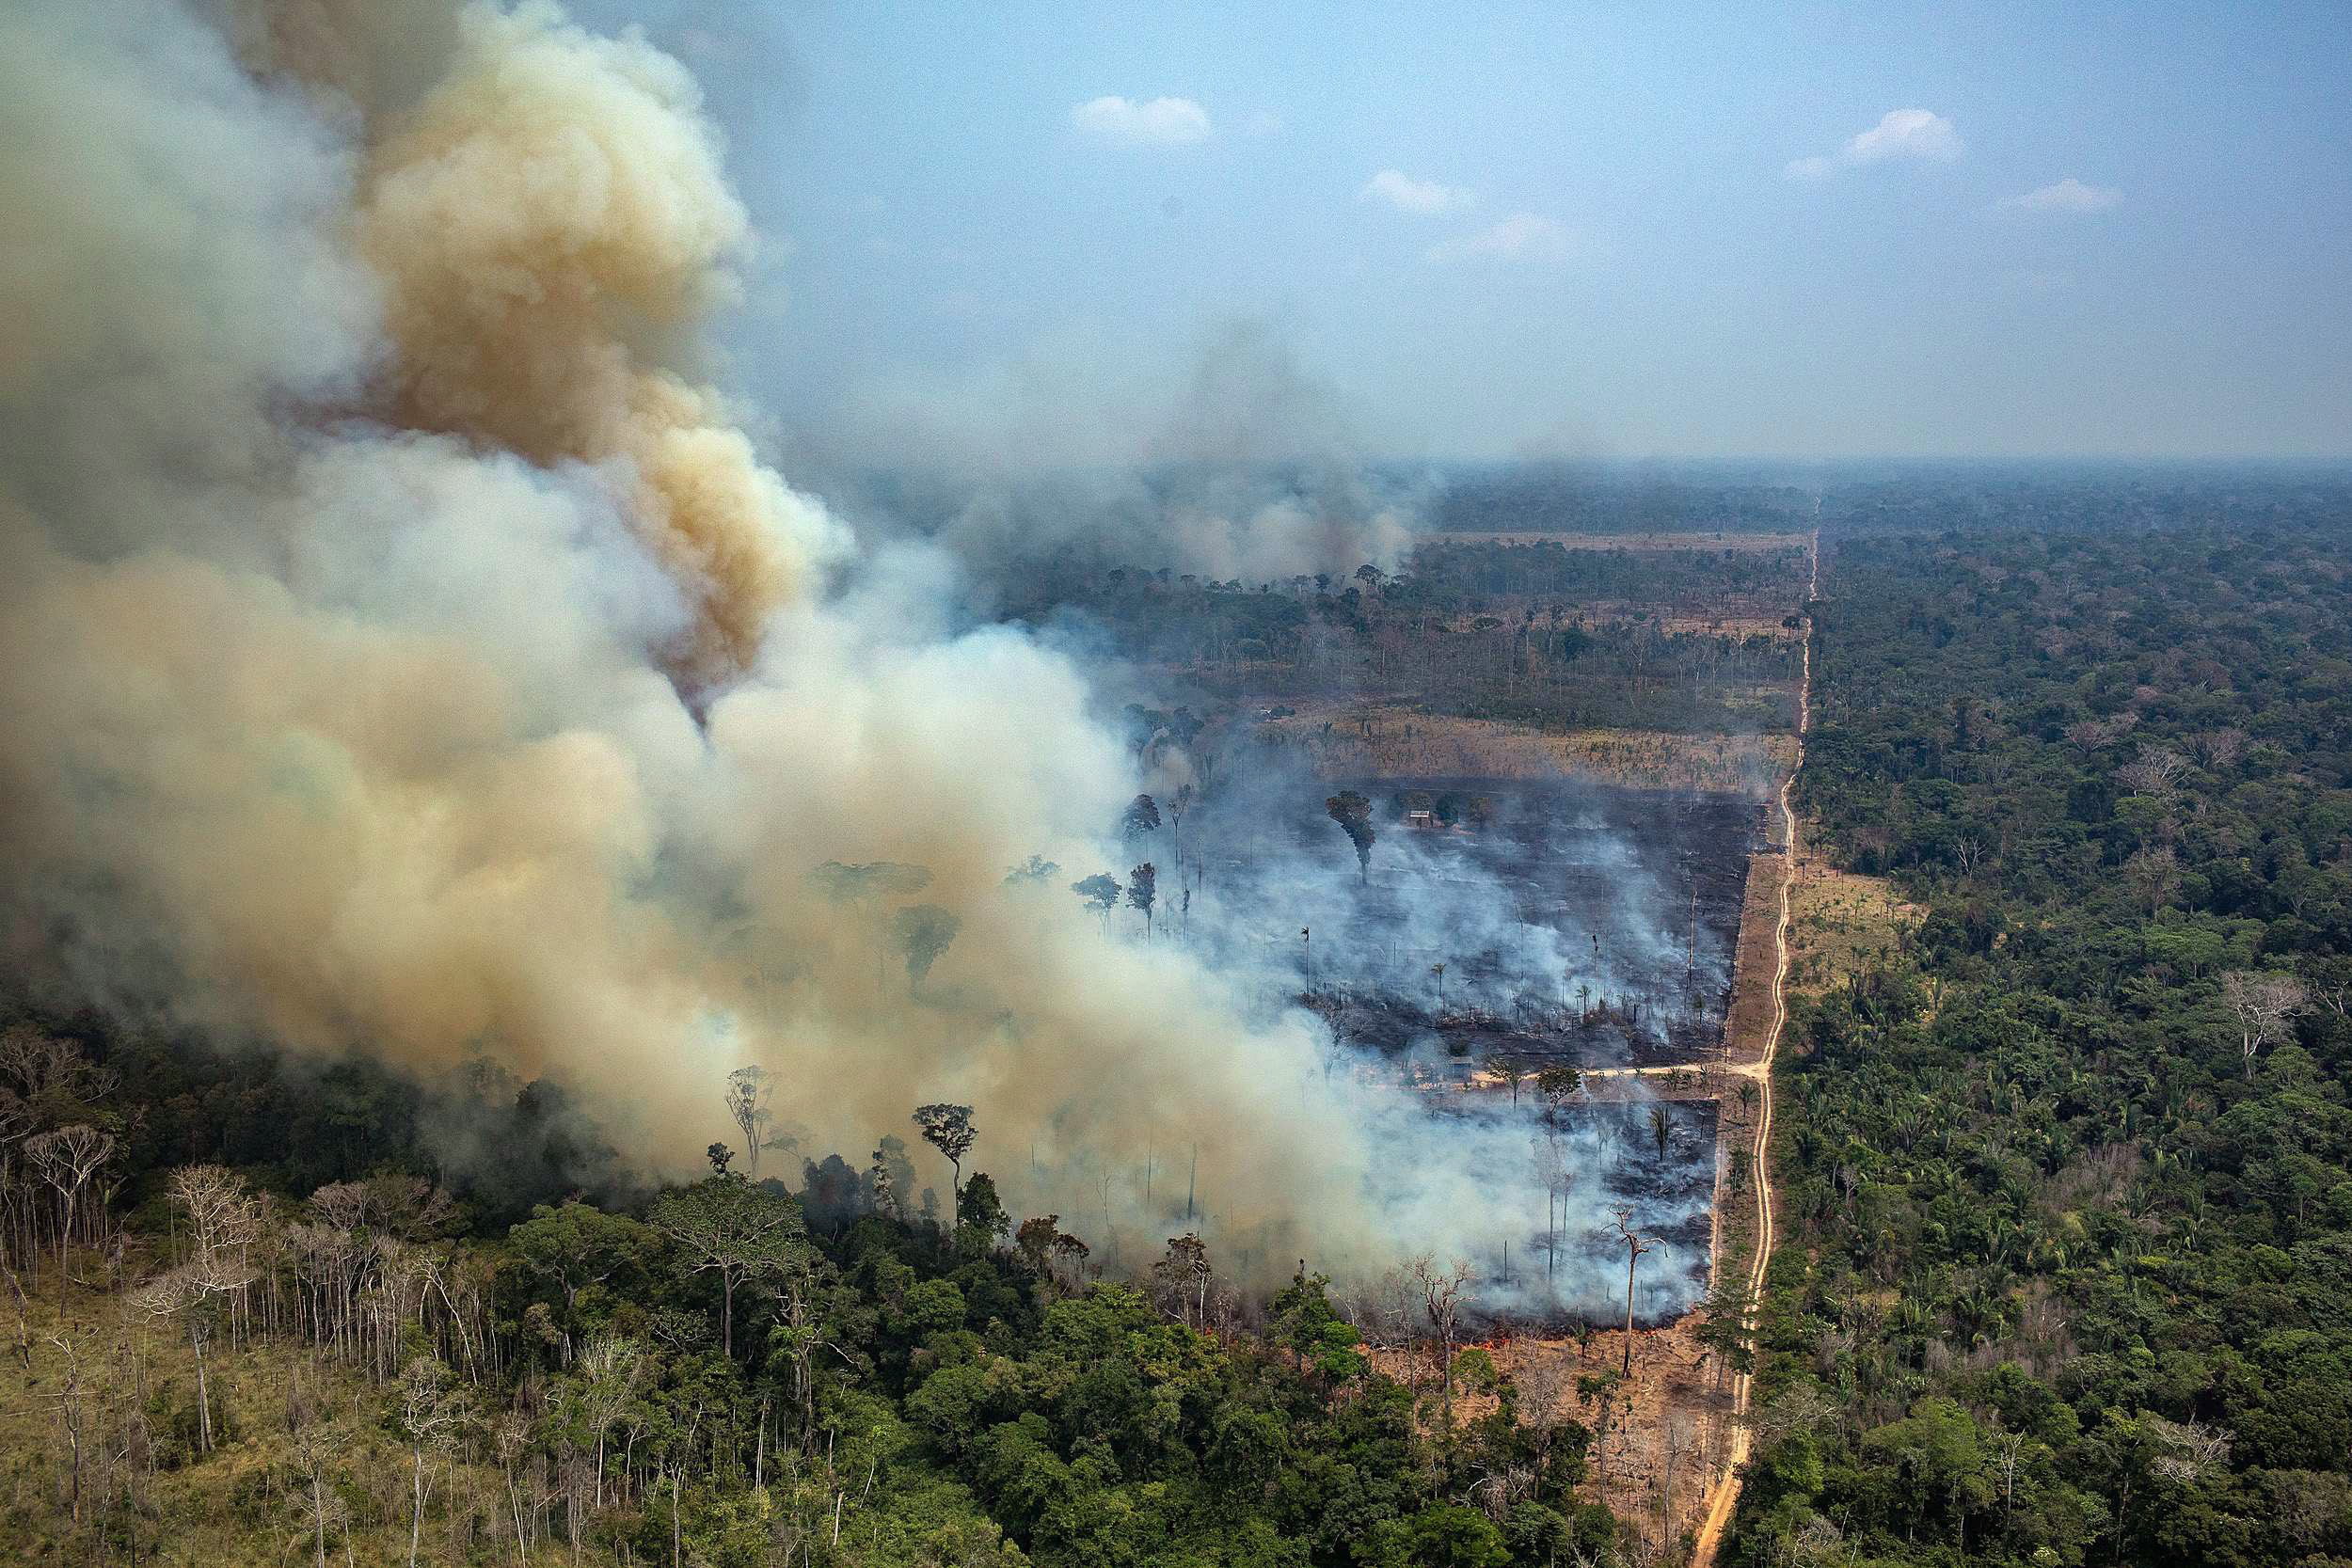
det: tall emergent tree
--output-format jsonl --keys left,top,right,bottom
{"left": 1121, "top": 793, "right": 1161, "bottom": 845}
{"left": 723, "top": 1066, "right": 772, "bottom": 1178}
{"left": 912, "top": 1103, "right": 977, "bottom": 1226}
{"left": 2217, "top": 969, "right": 2310, "bottom": 1080}
{"left": 1003, "top": 854, "right": 1059, "bottom": 886}
{"left": 648, "top": 1176, "right": 806, "bottom": 1359}
{"left": 889, "top": 905, "right": 961, "bottom": 996}
{"left": 1326, "top": 790, "right": 1375, "bottom": 881}
{"left": 1128, "top": 862, "right": 1158, "bottom": 941}
{"left": 807, "top": 860, "right": 934, "bottom": 994}
{"left": 1168, "top": 784, "right": 1195, "bottom": 869}
{"left": 1613, "top": 1207, "right": 1657, "bottom": 1376}
{"left": 1072, "top": 873, "right": 1121, "bottom": 933}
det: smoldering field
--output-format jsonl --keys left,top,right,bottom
{"left": 1182, "top": 774, "right": 1758, "bottom": 1066}
{"left": 1119, "top": 767, "right": 1752, "bottom": 1321}
{"left": 0, "top": 0, "right": 1743, "bottom": 1323}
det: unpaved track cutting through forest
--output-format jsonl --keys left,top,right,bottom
{"left": 1690, "top": 527, "right": 1817, "bottom": 1567}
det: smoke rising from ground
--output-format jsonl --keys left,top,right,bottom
{"left": 0, "top": 0, "right": 1709, "bottom": 1313}
{"left": 805, "top": 320, "right": 1421, "bottom": 596}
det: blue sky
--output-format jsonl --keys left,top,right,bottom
{"left": 628, "top": 1, "right": 2352, "bottom": 462}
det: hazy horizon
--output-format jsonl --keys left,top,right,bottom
{"left": 575, "top": 0, "right": 2352, "bottom": 470}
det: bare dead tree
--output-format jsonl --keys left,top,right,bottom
{"left": 2192, "top": 726, "right": 2248, "bottom": 769}
{"left": 1613, "top": 1207, "right": 1658, "bottom": 1377}
{"left": 2115, "top": 743, "right": 2189, "bottom": 803}
{"left": 1661, "top": 1418, "right": 1696, "bottom": 1541}
{"left": 2218, "top": 971, "right": 2311, "bottom": 1081}
{"left": 0, "top": 1027, "right": 119, "bottom": 1146}
{"left": 1991, "top": 1426, "right": 2028, "bottom": 1515}
{"left": 47, "top": 1330, "right": 89, "bottom": 1524}
{"left": 2147, "top": 1416, "right": 2233, "bottom": 1484}
{"left": 134, "top": 1166, "right": 262, "bottom": 1454}
{"left": 1168, "top": 783, "right": 1195, "bottom": 871}
{"left": 2307, "top": 962, "right": 2352, "bottom": 1022}
{"left": 723, "top": 1067, "right": 773, "bottom": 1179}
{"left": 399, "top": 1355, "right": 472, "bottom": 1568}
{"left": 285, "top": 1376, "right": 348, "bottom": 1568}
{"left": 2122, "top": 846, "right": 2180, "bottom": 913}
{"left": 1409, "top": 1255, "right": 1473, "bottom": 1421}
{"left": 1534, "top": 1130, "right": 1572, "bottom": 1287}
{"left": 24, "top": 1124, "right": 115, "bottom": 1293}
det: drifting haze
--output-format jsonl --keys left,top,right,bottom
{"left": 808, "top": 318, "right": 1420, "bottom": 595}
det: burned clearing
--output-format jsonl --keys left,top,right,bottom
{"left": 1184, "top": 776, "right": 1764, "bottom": 1069}
{"left": 1428, "top": 1097, "right": 1721, "bottom": 1330}
{"left": 1142, "top": 772, "right": 1760, "bottom": 1325}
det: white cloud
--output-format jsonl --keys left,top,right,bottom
{"left": 1070, "top": 95, "right": 1212, "bottom": 146}
{"left": 1426, "top": 212, "right": 1573, "bottom": 264}
{"left": 1359, "top": 168, "right": 1477, "bottom": 214}
{"left": 2006, "top": 177, "right": 2122, "bottom": 214}
{"left": 1785, "top": 108, "right": 1963, "bottom": 180}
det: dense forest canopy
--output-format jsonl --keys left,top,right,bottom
{"left": 1734, "top": 516, "right": 2352, "bottom": 1566}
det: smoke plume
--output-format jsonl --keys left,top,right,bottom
{"left": 810, "top": 321, "right": 1421, "bottom": 596}
{"left": 0, "top": 0, "right": 1710, "bottom": 1312}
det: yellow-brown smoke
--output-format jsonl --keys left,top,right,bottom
{"left": 247, "top": 0, "right": 828, "bottom": 688}
{"left": 0, "top": 0, "right": 1550, "bottom": 1288}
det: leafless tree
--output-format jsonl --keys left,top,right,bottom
{"left": 1951, "top": 835, "right": 1991, "bottom": 881}
{"left": 135, "top": 1165, "right": 262, "bottom": 1453}
{"left": 1991, "top": 1426, "right": 2029, "bottom": 1514}
{"left": 1613, "top": 1207, "right": 1658, "bottom": 1377}
{"left": 1534, "top": 1130, "right": 1573, "bottom": 1286}
{"left": 2218, "top": 970, "right": 2310, "bottom": 1081}
{"left": 493, "top": 1410, "right": 533, "bottom": 1564}
{"left": 1788, "top": 1513, "right": 1846, "bottom": 1564}
{"left": 724, "top": 1067, "right": 773, "bottom": 1179}
{"left": 2123, "top": 846, "right": 2181, "bottom": 913}
{"left": 0, "top": 1027, "right": 118, "bottom": 1148}
{"left": 2192, "top": 726, "right": 2248, "bottom": 769}
{"left": 1408, "top": 1254, "right": 1473, "bottom": 1420}
{"left": 2116, "top": 743, "right": 2189, "bottom": 803}
{"left": 400, "top": 1355, "right": 472, "bottom": 1568}
{"left": 24, "top": 1124, "right": 115, "bottom": 1289}
{"left": 1153, "top": 1233, "right": 1214, "bottom": 1327}
{"left": 46, "top": 1330, "right": 90, "bottom": 1523}
{"left": 285, "top": 1377, "right": 348, "bottom": 1568}
{"left": 1661, "top": 1418, "right": 1697, "bottom": 1541}
{"left": 2148, "top": 1416, "right": 2233, "bottom": 1484}
{"left": 1168, "top": 783, "right": 1195, "bottom": 870}
{"left": 2306, "top": 960, "right": 2352, "bottom": 1022}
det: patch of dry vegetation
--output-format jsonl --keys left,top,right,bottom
{"left": 1784, "top": 863, "right": 1923, "bottom": 1000}
{"left": 1431, "top": 532, "right": 1810, "bottom": 554}
{"left": 1368, "top": 1319, "right": 1736, "bottom": 1562}
{"left": 2, "top": 1275, "right": 479, "bottom": 1568}
{"left": 1248, "top": 701, "right": 1795, "bottom": 792}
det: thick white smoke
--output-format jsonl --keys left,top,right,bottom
{"left": 0, "top": 0, "right": 1696, "bottom": 1308}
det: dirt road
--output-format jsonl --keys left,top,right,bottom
{"left": 1690, "top": 528, "right": 1817, "bottom": 1567}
